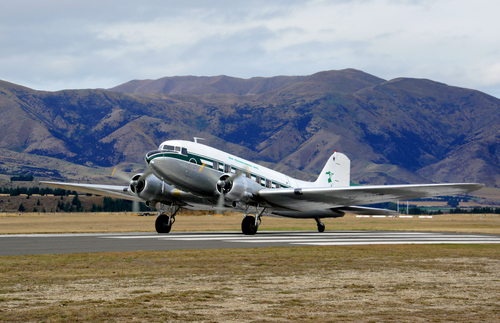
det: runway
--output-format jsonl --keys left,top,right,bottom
{"left": 1, "top": 231, "right": 499, "bottom": 256}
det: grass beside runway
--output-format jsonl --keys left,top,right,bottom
{"left": 0, "top": 212, "right": 499, "bottom": 234}
{"left": 0, "top": 244, "right": 499, "bottom": 322}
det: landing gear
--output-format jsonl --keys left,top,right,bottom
{"left": 155, "top": 203, "right": 181, "bottom": 234}
{"left": 241, "top": 205, "right": 265, "bottom": 235}
{"left": 241, "top": 215, "right": 258, "bottom": 235}
{"left": 315, "top": 217, "right": 325, "bottom": 233}
{"left": 155, "top": 214, "right": 172, "bottom": 233}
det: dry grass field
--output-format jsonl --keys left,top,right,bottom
{"left": 0, "top": 211, "right": 499, "bottom": 234}
{"left": 1, "top": 213, "right": 499, "bottom": 322}
{"left": 0, "top": 245, "right": 499, "bottom": 322}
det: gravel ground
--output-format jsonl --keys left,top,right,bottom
{"left": 1, "top": 249, "right": 499, "bottom": 322}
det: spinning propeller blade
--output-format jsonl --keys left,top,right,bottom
{"left": 111, "top": 166, "right": 144, "bottom": 214}
{"left": 215, "top": 191, "right": 225, "bottom": 215}
{"left": 111, "top": 167, "right": 131, "bottom": 182}
{"left": 215, "top": 170, "right": 245, "bottom": 215}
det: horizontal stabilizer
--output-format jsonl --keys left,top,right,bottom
{"left": 335, "top": 206, "right": 399, "bottom": 216}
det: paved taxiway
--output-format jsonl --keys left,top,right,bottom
{"left": 1, "top": 231, "right": 499, "bottom": 256}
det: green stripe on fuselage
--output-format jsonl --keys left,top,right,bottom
{"left": 146, "top": 152, "right": 215, "bottom": 169}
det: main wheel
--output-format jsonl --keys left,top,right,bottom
{"left": 241, "top": 216, "right": 258, "bottom": 235}
{"left": 155, "top": 214, "right": 172, "bottom": 233}
{"left": 317, "top": 222, "right": 325, "bottom": 233}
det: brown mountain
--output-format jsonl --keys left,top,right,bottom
{"left": 1, "top": 69, "right": 499, "bottom": 187}
{"left": 109, "top": 69, "right": 385, "bottom": 95}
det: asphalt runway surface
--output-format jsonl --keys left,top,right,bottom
{"left": 1, "top": 231, "right": 500, "bottom": 256}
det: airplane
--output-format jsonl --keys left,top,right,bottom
{"left": 42, "top": 139, "right": 483, "bottom": 235}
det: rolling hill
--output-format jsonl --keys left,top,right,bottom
{"left": 0, "top": 69, "right": 499, "bottom": 187}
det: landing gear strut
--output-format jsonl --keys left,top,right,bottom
{"left": 155, "top": 203, "right": 181, "bottom": 234}
{"left": 241, "top": 205, "right": 265, "bottom": 235}
{"left": 315, "top": 217, "right": 325, "bottom": 233}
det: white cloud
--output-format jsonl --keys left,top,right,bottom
{"left": 0, "top": 0, "right": 499, "bottom": 98}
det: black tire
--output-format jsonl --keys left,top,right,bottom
{"left": 155, "top": 214, "right": 172, "bottom": 233}
{"left": 317, "top": 222, "right": 325, "bottom": 233}
{"left": 241, "top": 216, "right": 258, "bottom": 235}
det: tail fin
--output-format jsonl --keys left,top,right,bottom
{"left": 314, "top": 152, "right": 350, "bottom": 187}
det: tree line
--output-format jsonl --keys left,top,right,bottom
{"left": 1, "top": 187, "right": 79, "bottom": 196}
{"left": 449, "top": 207, "right": 500, "bottom": 214}
{"left": 16, "top": 195, "right": 150, "bottom": 213}
{"left": 10, "top": 174, "right": 34, "bottom": 182}
{"left": 363, "top": 202, "right": 500, "bottom": 215}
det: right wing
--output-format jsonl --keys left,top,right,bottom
{"left": 258, "top": 183, "right": 483, "bottom": 213}
{"left": 40, "top": 181, "right": 141, "bottom": 202}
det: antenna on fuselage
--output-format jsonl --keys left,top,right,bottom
{"left": 193, "top": 137, "right": 205, "bottom": 143}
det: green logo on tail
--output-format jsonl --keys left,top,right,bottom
{"left": 326, "top": 171, "right": 334, "bottom": 183}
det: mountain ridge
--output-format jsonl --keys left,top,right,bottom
{"left": 1, "top": 69, "right": 499, "bottom": 187}
{"left": 109, "top": 69, "right": 386, "bottom": 96}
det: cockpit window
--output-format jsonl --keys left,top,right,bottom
{"left": 160, "top": 145, "right": 187, "bottom": 155}
{"left": 162, "top": 145, "right": 175, "bottom": 151}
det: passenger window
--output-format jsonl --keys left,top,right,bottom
{"left": 266, "top": 179, "right": 272, "bottom": 188}
{"left": 255, "top": 177, "right": 261, "bottom": 184}
{"left": 224, "top": 164, "right": 231, "bottom": 173}
{"left": 213, "top": 161, "right": 219, "bottom": 171}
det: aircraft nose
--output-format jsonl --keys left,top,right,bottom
{"left": 145, "top": 150, "right": 163, "bottom": 164}
{"left": 147, "top": 154, "right": 171, "bottom": 182}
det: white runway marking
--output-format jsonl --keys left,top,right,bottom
{"left": 299, "top": 240, "right": 500, "bottom": 246}
{"left": 1, "top": 231, "right": 499, "bottom": 255}
{"left": 100, "top": 231, "right": 500, "bottom": 246}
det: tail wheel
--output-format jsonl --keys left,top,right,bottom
{"left": 241, "top": 215, "right": 258, "bottom": 235}
{"left": 317, "top": 222, "right": 325, "bottom": 233}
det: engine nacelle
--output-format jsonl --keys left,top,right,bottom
{"left": 216, "top": 174, "right": 256, "bottom": 203}
{"left": 130, "top": 173, "right": 171, "bottom": 202}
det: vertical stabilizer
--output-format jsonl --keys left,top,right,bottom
{"left": 314, "top": 152, "right": 350, "bottom": 187}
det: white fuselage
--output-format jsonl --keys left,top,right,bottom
{"left": 146, "top": 140, "right": 315, "bottom": 195}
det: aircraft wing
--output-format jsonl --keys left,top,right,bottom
{"left": 40, "top": 181, "right": 141, "bottom": 202}
{"left": 258, "top": 183, "right": 483, "bottom": 213}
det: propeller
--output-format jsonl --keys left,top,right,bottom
{"left": 197, "top": 163, "right": 250, "bottom": 215}
{"left": 215, "top": 170, "right": 244, "bottom": 215}
{"left": 196, "top": 164, "right": 226, "bottom": 215}
{"left": 111, "top": 167, "right": 148, "bottom": 214}
{"left": 111, "top": 167, "right": 131, "bottom": 182}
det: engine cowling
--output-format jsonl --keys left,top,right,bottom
{"left": 216, "top": 174, "right": 255, "bottom": 203}
{"left": 130, "top": 173, "right": 170, "bottom": 202}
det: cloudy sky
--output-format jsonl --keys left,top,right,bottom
{"left": 1, "top": 0, "right": 499, "bottom": 97}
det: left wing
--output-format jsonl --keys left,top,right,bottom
{"left": 40, "top": 181, "right": 141, "bottom": 201}
{"left": 258, "top": 183, "right": 483, "bottom": 213}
